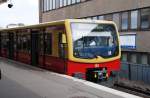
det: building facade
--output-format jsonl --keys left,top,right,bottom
{"left": 39, "top": 0, "right": 150, "bottom": 65}
{"left": 0, "top": 0, "right": 7, "bottom": 4}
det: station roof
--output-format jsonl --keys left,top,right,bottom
{"left": 0, "top": 0, "right": 7, "bottom": 4}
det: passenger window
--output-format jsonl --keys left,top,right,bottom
{"left": 45, "top": 33, "right": 52, "bottom": 55}
{"left": 1, "top": 33, "right": 8, "bottom": 49}
{"left": 58, "top": 33, "right": 68, "bottom": 59}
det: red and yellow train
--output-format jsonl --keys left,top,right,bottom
{"left": 0, "top": 19, "right": 121, "bottom": 82}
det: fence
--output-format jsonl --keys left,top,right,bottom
{"left": 119, "top": 62, "right": 150, "bottom": 85}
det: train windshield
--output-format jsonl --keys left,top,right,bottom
{"left": 71, "top": 22, "right": 119, "bottom": 59}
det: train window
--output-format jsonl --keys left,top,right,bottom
{"left": 22, "top": 35, "right": 27, "bottom": 51}
{"left": 58, "top": 33, "right": 68, "bottom": 59}
{"left": 45, "top": 33, "right": 52, "bottom": 55}
{"left": 62, "top": 33, "right": 67, "bottom": 43}
{"left": 71, "top": 23, "right": 119, "bottom": 59}
{"left": 17, "top": 34, "right": 22, "bottom": 51}
{"left": 39, "top": 32, "right": 44, "bottom": 54}
{"left": 17, "top": 33, "right": 30, "bottom": 53}
{"left": 13, "top": 33, "right": 17, "bottom": 51}
{"left": 22, "top": 34, "right": 30, "bottom": 53}
{"left": 1, "top": 33, "right": 8, "bottom": 49}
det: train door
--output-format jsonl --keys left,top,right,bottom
{"left": 8, "top": 32, "right": 14, "bottom": 59}
{"left": 58, "top": 33, "right": 67, "bottom": 59}
{"left": 31, "top": 30, "right": 39, "bottom": 66}
{"left": 57, "top": 32, "right": 68, "bottom": 73}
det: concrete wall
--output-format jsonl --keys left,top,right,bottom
{"left": 0, "top": 0, "right": 7, "bottom": 4}
{"left": 40, "top": 0, "right": 150, "bottom": 22}
{"left": 136, "top": 31, "right": 150, "bottom": 52}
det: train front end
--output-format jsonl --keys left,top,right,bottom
{"left": 65, "top": 19, "right": 121, "bottom": 82}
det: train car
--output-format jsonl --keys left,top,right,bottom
{"left": 0, "top": 19, "right": 121, "bottom": 82}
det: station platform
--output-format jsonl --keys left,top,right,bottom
{"left": 0, "top": 58, "right": 142, "bottom": 98}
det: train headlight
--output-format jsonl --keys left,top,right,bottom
{"left": 94, "top": 73, "right": 97, "bottom": 78}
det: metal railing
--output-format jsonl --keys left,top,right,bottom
{"left": 119, "top": 62, "right": 150, "bottom": 85}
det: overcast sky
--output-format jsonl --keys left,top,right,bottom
{"left": 0, "top": 0, "right": 39, "bottom": 28}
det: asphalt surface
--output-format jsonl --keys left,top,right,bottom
{"left": 0, "top": 58, "right": 142, "bottom": 98}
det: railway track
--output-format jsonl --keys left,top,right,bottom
{"left": 97, "top": 80, "right": 150, "bottom": 98}
{"left": 113, "top": 84, "right": 150, "bottom": 98}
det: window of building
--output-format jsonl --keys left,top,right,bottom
{"left": 68, "top": 0, "right": 71, "bottom": 5}
{"left": 46, "top": 0, "right": 49, "bottom": 11}
{"left": 92, "top": 16, "right": 98, "bottom": 20}
{"left": 72, "top": 0, "right": 76, "bottom": 4}
{"left": 121, "top": 12, "right": 128, "bottom": 30}
{"left": 121, "top": 53, "right": 127, "bottom": 62}
{"left": 59, "top": 0, "right": 63, "bottom": 7}
{"left": 131, "top": 10, "right": 138, "bottom": 29}
{"left": 104, "top": 14, "right": 112, "bottom": 21}
{"left": 141, "top": 54, "right": 148, "bottom": 65}
{"left": 63, "top": 0, "right": 67, "bottom": 6}
{"left": 113, "top": 13, "right": 120, "bottom": 30}
{"left": 148, "top": 54, "right": 150, "bottom": 65}
{"left": 141, "top": 8, "right": 150, "bottom": 29}
{"left": 86, "top": 17, "right": 92, "bottom": 20}
{"left": 98, "top": 16, "right": 104, "bottom": 20}
{"left": 127, "top": 53, "right": 131, "bottom": 62}
{"left": 52, "top": 0, "right": 56, "bottom": 9}
{"left": 56, "top": 0, "right": 60, "bottom": 9}
{"left": 43, "top": 0, "right": 47, "bottom": 12}
{"left": 76, "top": 0, "right": 81, "bottom": 3}
{"left": 136, "top": 53, "right": 142, "bottom": 64}
{"left": 131, "top": 53, "right": 137, "bottom": 63}
{"left": 50, "top": 0, "right": 52, "bottom": 10}
{"left": 42, "top": 0, "right": 85, "bottom": 12}
{"left": 41, "top": 0, "right": 44, "bottom": 12}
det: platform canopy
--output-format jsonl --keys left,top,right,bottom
{"left": 0, "top": 0, "right": 7, "bottom": 4}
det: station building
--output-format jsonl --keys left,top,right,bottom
{"left": 39, "top": 0, "right": 150, "bottom": 65}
